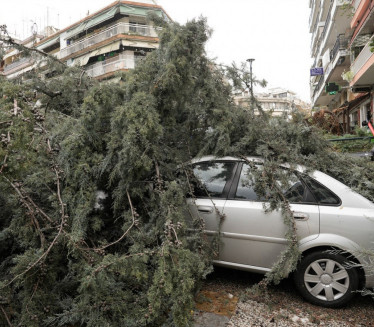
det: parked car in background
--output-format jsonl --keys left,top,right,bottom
{"left": 188, "top": 156, "right": 374, "bottom": 308}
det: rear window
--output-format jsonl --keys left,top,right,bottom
{"left": 303, "top": 176, "right": 341, "bottom": 205}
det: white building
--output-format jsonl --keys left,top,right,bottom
{"left": 1, "top": 1, "right": 170, "bottom": 80}
{"left": 235, "top": 88, "right": 311, "bottom": 117}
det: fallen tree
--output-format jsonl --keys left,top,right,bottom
{"left": 1, "top": 19, "right": 374, "bottom": 327}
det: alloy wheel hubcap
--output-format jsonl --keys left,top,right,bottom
{"left": 304, "top": 259, "right": 349, "bottom": 301}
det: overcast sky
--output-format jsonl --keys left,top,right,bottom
{"left": 1, "top": 0, "right": 312, "bottom": 102}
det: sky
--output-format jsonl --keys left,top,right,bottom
{"left": 0, "top": 0, "right": 312, "bottom": 102}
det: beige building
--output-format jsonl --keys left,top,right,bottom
{"left": 1, "top": 0, "right": 170, "bottom": 80}
{"left": 235, "top": 88, "right": 311, "bottom": 118}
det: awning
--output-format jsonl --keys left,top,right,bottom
{"left": 3, "top": 49, "right": 19, "bottom": 60}
{"left": 84, "top": 7, "right": 118, "bottom": 31}
{"left": 36, "top": 35, "right": 60, "bottom": 51}
{"left": 334, "top": 93, "right": 371, "bottom": 115}
{"left": 119, "top": 4, "right": 162, "bottom": 17}
{"left": 347, "top": 93, "right": 371, "bottom": 113}
{"left": 74, "top": 41, "right": 121, "bottom": 66}
{"left": 66, "top": 6, "right": 118, "bottom": 39}
{"left": 75, "top": 50, "right": 98, "bottom": 66}
{"left": 121, "top": 40, "right": 158, "bottom": 49}
{"left": 96, "top": 41, "right": 121, "bottom": 55}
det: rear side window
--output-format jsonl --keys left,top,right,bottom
{"left": 303, "top": 176, "right": 341, "bottom": 205}
{"left": 193, "top": 162, "right": 236, "bottom": 198}
{"left": 235, "top": 164, "right": 316, "bottom": 203}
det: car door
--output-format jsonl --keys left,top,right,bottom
{"left": 186, "top": 160, "right": 237, "bottom": 258}
{"left": 219, "top": 162, "right": 320, "bottom": 270}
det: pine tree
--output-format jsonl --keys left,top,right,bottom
{"left": 1, "top": 18, "right": 374, "bottom": 327}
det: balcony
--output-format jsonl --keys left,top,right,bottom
{"left": 84, "top": 54, "right": 144, "bottom": 78}
{"left": 3, "top": 57, "right": 34, "bottom": 75}
{"left": 320, "top": 3, "right": 333, "bottom": 44}
{"left": 330, "top": 34, "right": 349, "bottom": 61}
{"left": 313, "top": 75, "right": 325, "bottom": 100}
{"left": 351, "top": 34, "right": 374, "bottom": 84}
{"left": 60, "top": 23, "right": 161, "bottom": 59}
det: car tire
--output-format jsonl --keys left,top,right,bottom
{"left": 294, "top": 251, "right": 358, "bottom": 308}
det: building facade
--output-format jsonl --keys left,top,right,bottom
{"left": 235, "top": 88, "right": 311, "bottom": 118}
{"left": 1, "top": 0, "right": 170, "bottom": 80}
{"left": 309, "top": 0, "right": 374, "bottom": 133}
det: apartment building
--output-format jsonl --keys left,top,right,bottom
{"left": 235, "top": 88, "right": 311, "bottom": 117}
{"left": 347, "top": 0, "right": 374, "bottom": 129}
{"left": 309, "top": 0, "right": 374, "bottom": 133}
{"left": 1, "top": 34, "right": 45, "bottom": 79}
{"left": 1, "top": 0, "right": 170, "bottom": 80}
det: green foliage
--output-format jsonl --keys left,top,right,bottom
{"left": 1, "top": 18, "right": 374, "bottom": 327}
{"left": 326, "top": 129, "right": 374, "bottom": 153}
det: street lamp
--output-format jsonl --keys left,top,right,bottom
{"left": 246, "top": 58, "right": 255, "bottom": 97}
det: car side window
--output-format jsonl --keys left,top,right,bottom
{"left": 302, "top": 176, "right": 341, "bottom": 205}
{"left": 235, "top": 164, "right": 263, "bottom": 200}
{"left": 277, "top": 170, "right": 311, "bottom": 203}
{"left": 235, "top": 164, "right": 315, "bottom": 203}
{"left": 192, "top": 161, "right": 236, "bottom": 198}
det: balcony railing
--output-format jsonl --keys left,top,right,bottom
{"left": 60, "top": 23, "right": 161, "bottom": 58}
{"left": 351, "top": 35, "right": 374, "bottom": 77}
{"left": 320, "top": 2, "right": 333, "bottom": 44}
{"left": 85, "top": 54, "right": 145, "bottom": 77}
{"left": 3, "top": 57, "right": 34, "bottom": 75}
{"left": 330, "top": 34, "right": 349, "bottom": 61}
{"left": 313, "top": 75, "right": 325, "bottom": 99}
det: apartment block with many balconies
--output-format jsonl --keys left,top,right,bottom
{"left": 1, "top": 0, "right": 170, "bottom": 80}
{"left": 309, "top": 0, "right": 352, "bottom": 110}
{"left": 345, "top": 0, "right": 374, "bottom": 130}
{"left": 309, "top": 0, "right": 374, "bottom": 133}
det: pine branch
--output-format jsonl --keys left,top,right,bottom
{"left": 0, "top": 305, "right": 13, "bottom": 327}
{"left": 4, "top": 202, "right": 65, "bottom": 287}
{"left": 96, "top": 190, "right": 136, "bottom": 251}
{"left": 34, "top": 86, "right": 62, "bottom": 99}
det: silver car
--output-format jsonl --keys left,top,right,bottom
{"left": 188, "top": 156, "right": 374, "bottom": 307}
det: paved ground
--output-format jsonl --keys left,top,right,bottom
{"left": 193, "top": 266, "right": 374, "bottom": 327}
{"left": 194, "top": 312, "right": 229, "bottom": 327}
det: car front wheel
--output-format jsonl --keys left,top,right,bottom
{"left": 294, "top": 252, "right": 359, "bottom": 308}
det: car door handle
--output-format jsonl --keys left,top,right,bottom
{"left": 197, "top": 206, "right": 214, "bottom": 213}
{"left": 293, "top": 212, "right": 309, "bottom": 220}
